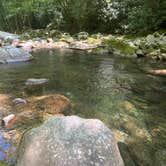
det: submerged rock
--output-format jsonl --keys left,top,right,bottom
{"left": 0, "top": 46, "right": 33, "bottom": 64}
{"left": 25, "top": 78, "right": 49, "bottom": 86}
{"left": 15, "top": 94, "right": 70, "bottom": 125}
{"left": 34, "top": 94, "right": 71, "bottom": 115}
{"left": 24, "top": 78, "right": 49, "bottom": 95}
{"left": 16, "top": 116, "right": 124, "bottom": 166}
{"left": 12, "top": 98, "right": 27, "bottom": 106}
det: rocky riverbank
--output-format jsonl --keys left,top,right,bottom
{"left": 0, "top": 30, "right": 165, "bottom": 62}
{"left": 20, "top": 30, "right": 166, "bottom": 60}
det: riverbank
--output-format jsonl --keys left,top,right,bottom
{"left": 0, "top": 30, "right": 166, "bottom": 61}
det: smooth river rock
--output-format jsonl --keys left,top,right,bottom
{"left": 0, "top": 46, "right": 33, "bottom": 64}
{"left": 16, "top": 116, "right": 124, "bottom": 166}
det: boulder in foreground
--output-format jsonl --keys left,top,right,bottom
{"left": 16, "top": 116, "right": 124, "bottom": 166}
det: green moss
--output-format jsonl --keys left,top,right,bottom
{"left": 87, "top": 37, "right": 101, "bottom": 44}
{"left": 104, "top": 38, "right": 136, "bottom": 56}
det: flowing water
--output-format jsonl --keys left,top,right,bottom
{"left": 0, "top": 49, "right": 166, "bottom": 166}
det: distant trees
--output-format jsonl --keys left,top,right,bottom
{"left": 0, "top": 0, "right": 165, "bottom": 34}
{"left": 106, "top": 0, "right": 166, "bottom": 33}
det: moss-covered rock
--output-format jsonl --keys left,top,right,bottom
{"left": 87, "top": 37, "right": 101, "bottom": 44}
{"left": 103, "top": 38, "right": 136, "bottom": 57}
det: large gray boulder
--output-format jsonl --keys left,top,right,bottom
{"left": 0, "top": 46, "right": 33, "bottom": 64}
{"left": 0, "top": 31, "right": 19, "bottom": 41}
{"left": 16, "top": 116, "right": 124, "bottom": 166}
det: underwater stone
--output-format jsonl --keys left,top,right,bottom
{"left": 25, "top": 78, "right": 49, "bottom": 86}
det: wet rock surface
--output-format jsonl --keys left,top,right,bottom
{"left": 13, "top": 94, "right": 71, "bottom": 126}
{"left": 0, "top": 31, "right": 19, "bottom": 41}
{"left": 16, "top": 116, "right": 124, "bottom": 166}
{"left": 0, "top": 46, "right": 33, "bottom": 64}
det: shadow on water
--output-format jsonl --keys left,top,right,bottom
{"left": 0, "top": 49, "right": 166, "bottom": 165}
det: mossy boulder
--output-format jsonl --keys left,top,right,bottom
{"left": 103, "top": 38, "right": 136, "bottom": 57}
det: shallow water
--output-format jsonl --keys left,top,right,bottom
{"left": 0, "top": 49, "right": 166, "bottom": 165}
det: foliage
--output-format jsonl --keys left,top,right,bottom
{"left": 0, "top": 0, "right": 165, "bottom": 34}
{"left": 108, "top": 0, "right": 166, "bottom": 33}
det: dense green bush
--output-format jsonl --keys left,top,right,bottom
{"left": 109, "top": 0, "right": 166, "bottom": 33}
{"left": 0, "top": 0, "right": 165, "bottom": 34}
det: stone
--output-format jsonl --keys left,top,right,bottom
{"left": 134, "top": 39, "right": 142, "bottom": 46}
{"left": 0, "top": 46, "right": 33, "bottom": 64}
{"left": 103, "top": 38, "right": 136, "bottom": 57}
{"left": 12, "top": 98, "right": 27, "bottom": 106}
{"left": 77, "top": 32, "right": 89, "bottom": 40}
{"left": 16, "top": 116, "right": 124, "bottom": 166}
{"left": 146, "top": 35, "right": 155, "bottom": 44}
{"left": 161, "top": 53, "right": 166, "bottom": 60}
{"left": 2, "top": 114, "right": 17, "bottom": 128}
{"left": 25, "top": 78, "right": 49, "bottom": 86}
{"left": 0, "top": 31, "right": 19, "bottom": 41}
{"left": 60, "top": 37, "right": 74, "bottom": 44}
{"left": 0, "top": 39, "right": 2, "bottom": 47}
{"left": 91, "top": 33, "right": 103, "bottom": 39}
{"left": 136, "top": 49, "right": 144, "bottom": 57}
{"left": 70, "top": 41, "right": 101, "bottom": 50}
{"left": 34, "top": 94, "right": 71, "bottom": 115}
{"left": 54, "top": 41, "right": 69, "bottom": 49}
{"left": 14, "top": 94, "right": 70, "bottom": 125}
{"left": 148, "top": 49, "right": 161, "bottom": 57}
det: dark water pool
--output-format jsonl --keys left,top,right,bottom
{"left": 0, "top": 49, "right": 166, "bottom": 166}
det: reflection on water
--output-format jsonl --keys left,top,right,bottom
{"left": 0, "top": 49, "right": 166, "bottom": 165}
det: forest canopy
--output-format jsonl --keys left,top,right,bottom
{"left": 0, "top": 0, "right": 165, "bottom": 34}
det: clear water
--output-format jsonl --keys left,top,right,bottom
{"left": 0, "top": 49, "right": 166, "bottom": 166}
